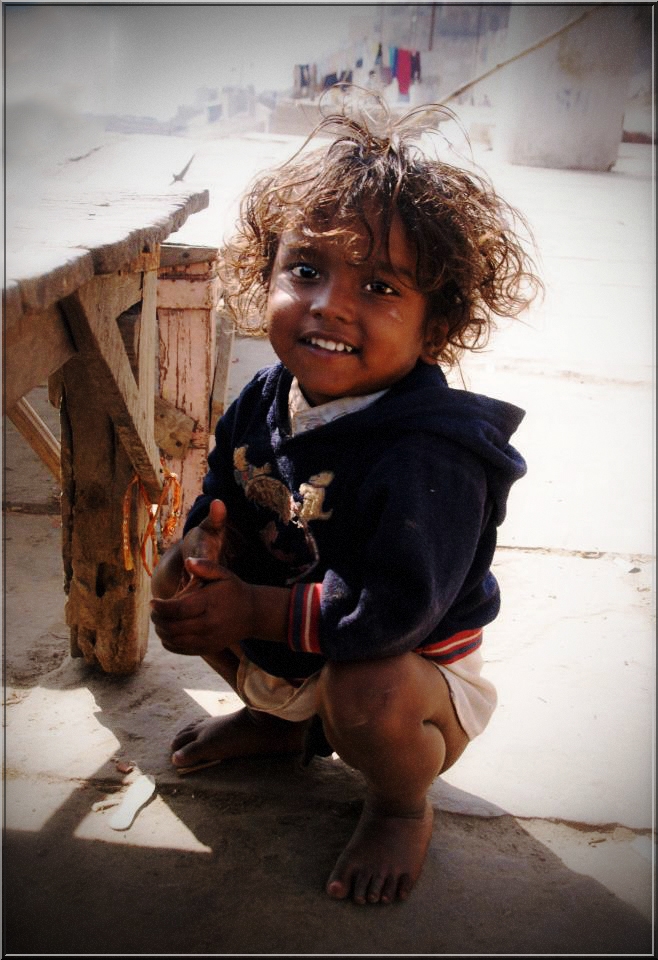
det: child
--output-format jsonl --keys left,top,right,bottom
{"left": 151, "top": 92, "right": 540, "bottom": 906}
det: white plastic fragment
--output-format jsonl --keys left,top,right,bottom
{"left": 109, "top": 775, "right": 156, "bottom": 831}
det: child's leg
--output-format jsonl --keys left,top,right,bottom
{"left": 315, "top": 652, "right": 469, "bottom": 905}
{"left": 170, "top": 649, "right": 308, "bottom": 772}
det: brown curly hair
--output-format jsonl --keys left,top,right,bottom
{"left": 219, "top": 88, "right": 542, "bottom": 367}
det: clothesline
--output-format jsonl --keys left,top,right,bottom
{"left": 296, "top": 42, "right": 422, "bottom": 100}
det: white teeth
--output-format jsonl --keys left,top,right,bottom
{"left": 308, "top": 337, "right": 354, "bottom": 353}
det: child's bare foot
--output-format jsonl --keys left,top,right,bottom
{"left": 170, "top": 708, "right": 307, "bottom": 773}
{"left": 326, "top": 797, "right": 434, "bottom": 905}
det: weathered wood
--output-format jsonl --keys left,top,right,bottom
{"left": 3, "top": 301, "right": 77, "bottom": 413}
{"left": 157, "top": 252, "right": 221, "bottom": 540}
{"left": 60, "top": 357, "right": 150, "bottom": 673}
{"left": 6, "top": 191, "right": 209, "bottom": 319}
{"left": 159, "top": 243, "right": 220, "bottom": 268}
{"left": 158, "top": 303, "right": 216, "bottom": 539}
{"left": 154, "top": 396, "right": 197, "bottom": 457}
{"left": 136, "top": 264, "right": 158, "bottom": 474}
{"left": 48, "top": 370, "right": 64, "bottom": 409}
{"left": 2, "top": 280, "right": 23, "bottom": 324}
{"left": 5, "top": 243, "right": 95, "bottom": 317}
{"left": 211, "top": 309, "right": 236, "bottom": 424}
{"left": 158, "top": 277, "right": 219, "bottom": 309}
{"left": 6, "top": 397, "right": 61, "bottom": 483}
{"left": 116, "top": 304, "right": 142, "bottom": 380}
{"left": 6, "top": 167, "right": 210, "bottom": 674}
{"left": 60, "top": 271, "right": 163, "bottom": 499}
{"left": 83, "top": 192, "right": 210, "bottom": 275}
{"left": 112, "top": 248, "right": 160, "bottom": 277}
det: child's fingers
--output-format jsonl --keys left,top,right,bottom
{"left": 199, "top": 499, "right": 227, "bottom": 533}
{"left": 150, "top": 596, "right": 201, "bottom": 623}
{"left": 183, "top": 557, "right": 231, "bottom": 581}
{"left": 150, "top": 566, "right": 233, "bottom": 622}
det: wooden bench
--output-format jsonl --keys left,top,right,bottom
{"left": 4, "top": 187, "right": 231, "bottom": 674}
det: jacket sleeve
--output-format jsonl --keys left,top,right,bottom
{"left": 288, "top": 436, "right": 491, "bottom": 661}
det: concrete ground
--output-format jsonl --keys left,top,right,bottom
{"left": 3, "top": 132, "right": 655, "bottom": 954}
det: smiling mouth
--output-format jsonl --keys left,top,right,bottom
{"left": 302, "top": 336, "right": 358, "bottom": 354}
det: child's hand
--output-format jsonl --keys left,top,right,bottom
{"left": 178, "top": 499, "right": 229, "bottom": 592}
{"left": 150, "top": 566, "right": 255, "bottom": 658}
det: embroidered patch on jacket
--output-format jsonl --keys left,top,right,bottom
{"left": 233, "top": 446, "right": 334, "bottom": 580}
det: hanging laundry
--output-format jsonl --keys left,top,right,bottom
{"left": 389, "top": 47, "right": 398, "bottom": 79}
{"left": 397, "top": 49, "right": 412, "bottom": 96}
{"left": 410, "top": 51, "right": 421, "bottom": 84}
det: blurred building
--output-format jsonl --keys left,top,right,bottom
{"left": 278, "top": 3, "right": 653, "bottom": 168}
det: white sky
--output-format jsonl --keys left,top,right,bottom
{"left": 5, "top": 3, "right": 367, "bottom": 119}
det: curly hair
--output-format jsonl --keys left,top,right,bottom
{"left": 219, "top": 88, "right": 542, "bottom": 367}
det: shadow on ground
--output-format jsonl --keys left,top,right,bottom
{"left": 4, "top": 651, "right": 653, "bottom": 955}
{"left": 5, "top": 760, "right": 652, "bottom": 955}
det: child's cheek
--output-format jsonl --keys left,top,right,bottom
{"left": 267, "top": 283, "right": 302, "bottom": 321}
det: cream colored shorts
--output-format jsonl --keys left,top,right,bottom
{"left": 236, "top": 648, "right": 497, "bottom": 740}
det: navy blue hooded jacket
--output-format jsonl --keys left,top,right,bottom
{"left": 184, "top": 360, "right": 526, "bottom": 679}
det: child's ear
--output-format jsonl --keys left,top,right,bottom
{"left": 421, "top": 318, "right": 448, "bottom": 364}
{"left": 420, "top": 342, "right": 437, "bottom": 364}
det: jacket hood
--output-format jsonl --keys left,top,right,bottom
{"left": 263, "top": 361, "right": 527, "bottom": 525}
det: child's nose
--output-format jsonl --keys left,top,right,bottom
{"left": 310, "top": 277, "right": 356, "bottom": 323}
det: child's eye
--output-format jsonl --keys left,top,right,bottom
{"left": 290, "top": 263, "right": 319, "bottom": 280}
{"left": 365, "top": 279, "right": 398, "bottom": 296}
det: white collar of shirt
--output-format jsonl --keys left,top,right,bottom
{"left": 288, "top": 377, "right": 388, "bottom": 436}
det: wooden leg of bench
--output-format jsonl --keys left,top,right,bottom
{"left": 60, "top": 357, "right": 150, "bottom": 673}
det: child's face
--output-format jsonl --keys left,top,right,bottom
{"left": 265, "top": 214, "right": 430, "bottom": 406}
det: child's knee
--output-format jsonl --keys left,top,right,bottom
{"left": 317, "top": 655, "right": 418, "bottom": 740}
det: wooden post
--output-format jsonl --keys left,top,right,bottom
{"left": 59, "top": 253, "right": 161, "bottom": 673}
{"left": 157, "top": 245, "right": 224, "bottom": 543}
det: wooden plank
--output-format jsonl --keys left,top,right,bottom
{"left": 7, "top": 190, "right": 209, "bottom": 317}
{"left": 137, "top": 264, "right": 158, "bottom": 460}
{"left": 48, "top": 370, "right": 64, "bottom": 409}
{"left": 159, "top": 242, "right": 219, "bottom": 268}
{"left": 6, "top": 397, "right": 61, "bottom": 483}
{"left": 211, "top": 309, "right": 235, "bottom": 424}
{"left": 61, "top": 272, "right": 163, "bottom": 499}
{"left": 5, "top": 240, "right": 95, "bottom": 315}
{"left": 154, "top": 396, "right": 196, "bottom": 457}
{"left": 116, "top": 305, "right": 141, "bottom": 380}
{"left": 3, "top": 301, "right": 77, "bottom": 413}
{"left": 158, "top": 298, "right": 216, "bottom": 540}
{"left": 71, "top": 192, "right": 210, "bottom": 275}
{"left": 158, "top": 276, "right": 221, "bottom": 309}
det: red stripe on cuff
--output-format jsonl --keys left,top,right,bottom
{"left": 416, "top": 628, "right": 483, "bottom": 664}
{"left": 288, "top": 583, "right": 322, "bottom": 654}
